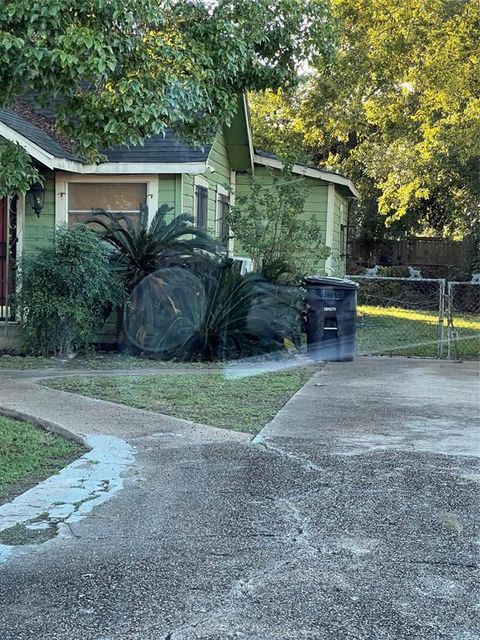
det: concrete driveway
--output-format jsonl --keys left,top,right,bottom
{"left": 0, "top": 358, "right": 478, "bottom": 639}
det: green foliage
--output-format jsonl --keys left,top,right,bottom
{"left": 0, "top": 141, "right": 41, "bottom": 197}
{"left": 124, "top": 261, "right": 303, "bottom": 361}
{"left": 0, "top": 0, "right": 332, "bottom": 163}
{"left": 249, "top": 0, "right": 480, "bottom": 238}
{"left": 19, "top": 225, "right": 125, "bottom": 356}
{"left": 89, "top": 204, "right": 221, "bottom": 293}
{"left": 248, "top": 89, "right": 311, "bottom": 163}
{"left": 227, "top": 167, "right": 330, "bottom": 281}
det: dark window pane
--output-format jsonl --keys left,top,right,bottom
{"left": 340, "top": 224, "right": 347, "bottom": 257}
{"left": 195, "top": 186, "right": 208, "bottom": 229}
{"left": 217, "top": 193, "right": 230, "bottom": 243}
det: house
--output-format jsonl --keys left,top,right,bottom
{"left": 0, "top": 95, "right": 359, "bottom": 350}
{"left": 237, "top": 150, "right": 360, "bottom": 276}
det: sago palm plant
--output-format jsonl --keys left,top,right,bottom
{"left": 124, "top": 261, "right": 302, "bottom": 360}
{"left": 88, "top": 204, "right": 221, "bottom": 293}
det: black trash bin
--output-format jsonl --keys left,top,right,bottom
{"left": 304, "top": 276, "right": 358, "bottom": 362}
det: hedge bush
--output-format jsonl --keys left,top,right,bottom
{"left": 19, "top": 225, "right": 125, "bottom": 356}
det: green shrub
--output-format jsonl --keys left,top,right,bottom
{"left": 19, "top": 225, "right": 125, "bottom": 356}
{"left": 88, "top": 204, "right": 221, "bottom": 293}
{"left": 124, "top": 261, "right": 303, "bottom": 361}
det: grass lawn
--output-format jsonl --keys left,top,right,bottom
{"left": 0, "top": 415, "right": 86, "bottom": 505}
{"left": 357, "top": 305, "right": 480, "bottom": 359}
{"left": 0, "top": 353, "right": 222, "bottom": 371}
{"left": 42, "top": 368, "right": 317, "bottom": 434}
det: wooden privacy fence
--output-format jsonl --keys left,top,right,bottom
{"left": 350, "top": 237, "right": 471, "bottom": 274}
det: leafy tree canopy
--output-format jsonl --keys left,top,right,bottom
{"left": 0, "top": 141, "right": 41, "bottom": 198}
{"left": 0, "top": 0, "right": 332, "bottom": 161}
{"left": 250, "top": 0, "right": 480, "bottom": 238}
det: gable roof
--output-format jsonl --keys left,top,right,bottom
{"left": 0, "top": 96, "right": 358, "bottom": 198}
{"left": 103, "top": 131, "right": 210, "bottom": 164}
{"left": 223, "top": 95, "right": 254, "bottom": 172}
{"left": 253, "top": 150, "right": 360, "bottom": 199}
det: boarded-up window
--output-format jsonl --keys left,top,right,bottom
{"left": 195, "top": 185, "right": 208, "bottom": 229}
{"left": 68, "top": 182, "right": 147, "bottom": 226}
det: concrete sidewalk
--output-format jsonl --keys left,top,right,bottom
{"left": 0, "top": 372, "right": 249, "bottom": 443}
{"left": 0, "top": 358, "right": 478, "bottom": 640}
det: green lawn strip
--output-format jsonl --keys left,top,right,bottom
{"left": 356, "top": 315, "right": 440, "bottom": 358}
{"left": 42, "top": 369, "right": 317, "bottom": 434}
{"left": 0, "top": 356, "right": 56, "bottom": 370}
{"left": 0, "top": 415, "right": 86, "bottom": 505}
{"left": 0, "top": 353, "right": 222, "bottom": 371}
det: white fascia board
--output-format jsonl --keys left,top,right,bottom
{"left": 53, "top": 159, "right": 209, "bottom": 175}
{"left": 0, "top": 123, "right": 209, "bottom": 175}
{"left": 194, "top": 175, "right": 209, "bottom": 189}
{"left": 0, "top": 122, "right": 55, "bottom": 170}
{"left": 253, "top": 153, "right": 360, "bottom": 199}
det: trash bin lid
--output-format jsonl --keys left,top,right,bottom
{"left": 303, "top": 275, "right": 358, "bottom": 290}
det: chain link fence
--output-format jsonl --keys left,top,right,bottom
{"left": 348, "top": 275, "right": 479, "bottom": 360}
{"left": 349, "top": 276, "right": 447, "bottom": 358}
{"left": 446, "top": 282, "right": 480, "bottom": 360}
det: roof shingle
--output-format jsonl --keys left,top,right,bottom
{"left": 0, "top": 104, "right": 211, "bottom": 166}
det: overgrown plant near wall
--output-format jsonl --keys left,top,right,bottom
{"left": 89, "top": 204, "right": 221, "bottom": 293}
{"left": 227, "top": 166, "right": 330, "bottom": 283}
{"left": 124, "top": 261, "right": 303, "bottom": 361}
{"left": 19, "top": 226, "right": 125, "bottom": 356}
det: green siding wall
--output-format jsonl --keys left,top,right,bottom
{"left": 158, "top": 175, "right": 177, "bottom": 222}
{"left": 182, "top": 131, "right": 232, "bottom": 237}
{"left": 233, "top": 165, "right": 330, "bottom": 273}
{"left": 182, "top": 174, "right": 194, "bottom": 216}
{"left": 22, "top": 170, "right": 55, "bottom": 256}
{"left": 302, "top": 177, "right": 329, "bottom": 274}
{"left": 232, "top": 172, "right": 252, "bottom": 257}
{"left": 208, "top": 130, "right": 231, "bottom": 186}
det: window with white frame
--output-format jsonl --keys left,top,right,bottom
{"left": 67, "top": 182, "right": 148, "bottom": 226}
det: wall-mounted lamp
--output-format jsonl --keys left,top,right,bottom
{"left": 26, "top": 182, "right": 46, "bottom": 218}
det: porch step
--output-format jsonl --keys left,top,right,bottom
{"left": 0, "top": 322, "right": 22, "bottom": 352}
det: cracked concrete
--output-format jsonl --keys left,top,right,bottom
{"left": 0, "top": 434, "right": 135, "bottom": 562}
{"left": 0, "top": 357, "right": 478, "bottom": 639}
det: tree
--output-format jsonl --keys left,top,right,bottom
{"left": 0, "top": 0, "right": 331, "bottom": 162}
{"left": 248, "top": 89, "right": 310, "bottom": 163}
{"left": 0, "top": 141, "right": 41, "bottom": 198}
{"left": 227, "top": 166, "right": 330, "bottom": 281}
{"left": 249, "top": 0, "right": 480, "bottom": 238}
